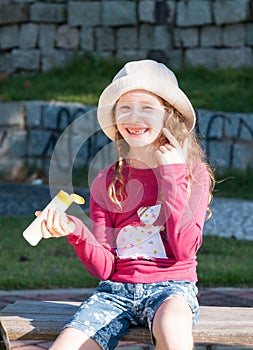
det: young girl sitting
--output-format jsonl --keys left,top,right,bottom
{"left": 39, "top": 59, "right": 214, "bottom": 350}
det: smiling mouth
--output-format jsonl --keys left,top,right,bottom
{"left": 127, "top": 128, "right": 148, "bottom": 135}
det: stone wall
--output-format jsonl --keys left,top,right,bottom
{"left": 0, "top": 101, "right": 253, "bottom": 181}
{"left": 0, "top": 0, "right": 253, "bottom": 75}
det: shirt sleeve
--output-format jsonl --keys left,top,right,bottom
{"left": 66, "top": 175, "right": 116, "bottom": 280}
{"left": 160, "top": 162, "right": 210, "bottom": 261}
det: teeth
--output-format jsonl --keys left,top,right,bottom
{"left": 127, "top": 128, "right": 147, "bottom": 135}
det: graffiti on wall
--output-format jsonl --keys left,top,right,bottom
{"left": 40, "top": 106, "right": 111, "bottom": 172}
{"left": 41, "top": 106, "right": 86, "bottom": 158}
{"left": 0, "top": 130, "right": 7, "bottom": 148}
{"left": 196, "top": 111, "right": 253, "bottom": 169}
{"left": 41, "top": 108, "right": 253, "bottom": 170}
{"left": 1, "top": 102, "right": 253, "bottom": 181}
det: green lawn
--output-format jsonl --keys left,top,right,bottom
{"left": 1, "top": 55, "right": 253, "bottom": 113}
{"left": 0, "top": 216, "right": 252, "bottom": 290}
{"left": 0, "top": 215, "right": 98, "bottom": 290}
{"left": 214, "top": 167, "right": 253, "bottom": 200}
{"left": 198, "top": 235, "right": 253, "bottom": 288}
{"left": 0, "top": 56, "right": 124, "bottom": 106}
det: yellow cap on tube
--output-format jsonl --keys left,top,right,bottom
{"left": 57, "top": 190, "right": 85, "bottom": 206}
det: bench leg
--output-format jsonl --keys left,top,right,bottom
{"left": 0, "top": 322, "right": 10, "bottom": 350}
{"left": 0, "top": 340, "right": 7, "bottom": 350}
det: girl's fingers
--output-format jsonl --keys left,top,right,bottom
{"left": 164, "top": 143, "right": 173, "bottom": 150}
{"left": 155, "top": 143, "right": 185, "bottom": 165}
{"left": 60, "top": 213, "right": 75, "bottom": 233}
{"left": 41, "top": 219, "right": 53, "bottom": 239}
{"left": 159, "top": 144, "right": 173, "bottom": 154}
{"left": 42, "top": 208, "right": 72, "bottom": 238}
{"left": 155, "top": 149, "right": 163, "bottom": 162}
{"left": 162, "top": 128, "right": 179, "bottom": 148}
{"left": 159, "top": 145, "right": 168, "bottom": 153}
{"left": 162, "top": 128, "right": 188, "bottom": 161}
{"left": 46, "top": 208, "right": 55, "bottom": 232}
{"left": 35, "top": 210, "right": 42, "bottom": 217}
{"left": 50, "top": 210, "right": 63, "bottom": 236}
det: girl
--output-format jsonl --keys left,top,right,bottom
{"left": 40, "top": 59, "right": 214, "bottom": 350}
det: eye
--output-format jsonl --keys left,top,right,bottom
{"left": 119, "top": 105, "right": 130, "bottom": 111}
{"left": 142, "top": 105, "right": 153, "bottom": 110}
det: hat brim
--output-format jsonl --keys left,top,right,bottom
{"left": 97, "top": 74, "right": 196, "bottom": 141}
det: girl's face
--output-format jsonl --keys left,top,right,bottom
{"left": 115, "top": 90, "right": 165, "bottom": 148}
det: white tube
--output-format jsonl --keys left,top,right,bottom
{"left": 23, "top": 190, "right": 85, "bottom": 246}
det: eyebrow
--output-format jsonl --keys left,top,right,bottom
{"left": 117, "top": 99, "right": 160, "bottom": 105}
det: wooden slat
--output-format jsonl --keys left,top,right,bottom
{"left": 195, "top": 306, "right": 253, "bottom": 346}
{"left": 1, "top": 300, "right": 78, "bottom": 315}
{"left": 0, "top": 301, "right": 252, "bottom": 346}
{"left": 0, "top": 319, "right": 10, "bottom": 350}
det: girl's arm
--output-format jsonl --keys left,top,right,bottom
{"left": 67, "top": 197, "right": 116, "bottom": 280}
{"left": 160, "top": 162, "right": 210, "bottom": 261}
{"left": 39, "top": 182, "right": 116, "bottom": 280}
{"left": 67, "top": 171, "right": 117, "bottom": 280}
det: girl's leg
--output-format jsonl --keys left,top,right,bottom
{"left": 152, "top": 297, "right": 193, "bottom": 350}
{"left": 49, "top": 327, "right": 102, "bottom": 350}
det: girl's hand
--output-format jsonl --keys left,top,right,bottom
{"left": 155, "top": 128, "right": 188, "bottom": 165}
{"left": 35, "top": 208, "right": 75, "bottom": 239}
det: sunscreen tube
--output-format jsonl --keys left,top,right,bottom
{"left": 23, "top": 190, "right": 85, "bottom": 246}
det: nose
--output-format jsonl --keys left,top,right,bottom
{"left": 127, "top": 104, "right": 143, "bottom": 122}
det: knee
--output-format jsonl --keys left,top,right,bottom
{"left": 152, "top": 297, "right": 193, "bottom": 350}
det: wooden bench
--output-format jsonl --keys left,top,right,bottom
{"left": 0, "top": 300, "right": 252, "bottom": 349}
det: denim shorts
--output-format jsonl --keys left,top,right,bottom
{"left": 64, "top": 280, "right": 199, "bottom": 350}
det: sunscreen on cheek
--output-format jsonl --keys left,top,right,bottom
{"left": 116, "top": 111, "right": 132, "bottom": 121}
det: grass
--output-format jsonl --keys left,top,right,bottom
{"left": 198, "top": 235, "right": 253, "bottom": 288}
{"left": 174, "top": 65, "right": 253, "bottom": 113}
{"left": 214, "top": 167, "right": 253, "bottom": 200}
{"left": 1, "top": 55, "right": 253, "bottom": 112}
{"left": 0, "top": 216, "right": 98, "bottom": 290}
{"left": 0, "top": 216, "right": 253, "bottom": 290}
{"left": 0, "top": 55, "right": 125, "bottom": 105}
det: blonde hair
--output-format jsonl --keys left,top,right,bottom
{"left": 108, "top": 99, "right": 215, "bottom": 218}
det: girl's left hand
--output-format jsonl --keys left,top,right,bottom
{"left": 155, "top": 128, "right": 188, "bottom": 165}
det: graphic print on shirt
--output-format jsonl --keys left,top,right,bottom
{"left": 116, "top": 204, "right": 167, "bottom": 259}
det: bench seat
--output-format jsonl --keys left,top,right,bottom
{"left": 0, "top": 300, "right": 253, "bottom": 349}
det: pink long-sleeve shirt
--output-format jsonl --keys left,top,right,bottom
{"left": 67, "top": 163, "right": 210, "bottom": 283}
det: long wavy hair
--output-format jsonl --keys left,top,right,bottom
{"left": 107, "top": 98, "right": 215, "bottom": 218}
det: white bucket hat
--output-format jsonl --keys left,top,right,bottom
{"left": 97, "top": 59, "right": 196, "bottom": 140}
